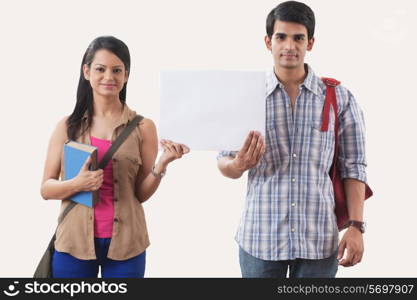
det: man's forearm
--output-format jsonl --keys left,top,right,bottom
{"left": 344, "top": 178, "right": 365, "bottom": 221}
{"left": 217, "top": 156, "right": 244, "bottom": 179}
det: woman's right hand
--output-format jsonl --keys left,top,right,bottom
{"left": 159, "top": 139, "right": 190, "bottom": 167}
{"left": 73, "top": 156, "right": 104, "bottom": 192}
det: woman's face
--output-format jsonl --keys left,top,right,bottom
{"left": 83, "top": 49, "right": 128, "bottom": 99}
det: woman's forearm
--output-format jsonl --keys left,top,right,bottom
{"left": 136, "top": 161, "right": 167, "bottom": 203}
{"left": 41, "top": 178, "right": 80, "bottom": 200}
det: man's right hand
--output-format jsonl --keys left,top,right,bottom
{"left": 232, "top": 131, "right": 266, "bottom": 173}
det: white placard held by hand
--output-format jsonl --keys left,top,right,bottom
{"left": 160, "top": 70, "right": 266, "bottom": 151}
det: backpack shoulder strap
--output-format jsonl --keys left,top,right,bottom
{"left": 320, "top": 77, "right": 341, "bottom": 132}
{"left": 321, "top": 77, "right": 341, "bottom": 180}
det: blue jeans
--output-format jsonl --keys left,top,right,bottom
{"left": 239, "top": 247, "right": 338, "bottom": 278}
{"left": 52, "top": 238, "right": 146, "bottom": 278}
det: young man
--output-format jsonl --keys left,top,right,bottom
{"left": 217, "top": 1, "right": 368, "bottom": 278}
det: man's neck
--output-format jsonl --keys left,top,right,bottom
{"left": 274, "top": 64, "right": 307, "bottom": 87}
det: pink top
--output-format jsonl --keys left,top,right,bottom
{"left": 90, "top": 135, "right": 114, "bottom": 238}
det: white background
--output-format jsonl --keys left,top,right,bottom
{"left": 0, "top": 0, "right": 416, "bottom": 277}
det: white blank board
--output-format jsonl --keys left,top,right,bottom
{"left": 160, "top": 71, "right": 266, "bottom": 151}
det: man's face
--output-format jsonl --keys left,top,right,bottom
{"left": 265, "top": 20, "right": 314, "bottom": 70}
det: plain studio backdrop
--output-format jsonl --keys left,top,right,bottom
{"left": 0, "top": 0, "right": 416, "bottom": 277}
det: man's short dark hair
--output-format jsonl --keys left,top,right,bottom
{"left": 266, "top": 1, "right": 315, "bottom": 40}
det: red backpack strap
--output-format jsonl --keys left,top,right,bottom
{"left": 320, "top": 77, "right": 341, "bottom": 132}
{"left": 321, "top": 77, "right": 341, "bottom": 181}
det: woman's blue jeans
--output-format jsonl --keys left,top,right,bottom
{"left": 52, "top": 238, "right": 146, "bottom": 278}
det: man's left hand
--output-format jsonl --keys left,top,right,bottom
{"left": 337, "top": 227, "right": 364, "bottom": 267}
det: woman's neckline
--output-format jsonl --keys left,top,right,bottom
{"left": 90, "top": 135, "right": 111, "bottom": 142}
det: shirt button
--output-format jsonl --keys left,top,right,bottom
{"left": 291, "top": 178, "right": 296, "bottom": 182}
{"left": 292, "top": 153, "right": 297, "bottom": 158}
{"left": 114, "top": 179, "right": 118, "bottom": 184}
{"left": 291, "top": 203, "right": 296, "bottom": 207}
{"left": 291, "top": 228, "right": 296, "bottom": 232}
{"left": 112, "top": 158, "right": 117, "bottom": 162}
{"left": 114, "top": 218, "right": 119, "bottom": 223}
{"left": 114, "top": 197, "right": 118, "bottom": 202}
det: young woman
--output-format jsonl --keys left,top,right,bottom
{"left": 40, "top": 36, "right": 189, "bottom": 278}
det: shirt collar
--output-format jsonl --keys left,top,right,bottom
{"left": 266, "top": 68, "right": 281, "bottom": 98}
{"left": 266, "top": 64, "right": 323, "bottom": 98}
{"left": 301, "top": 64, "right": 322, "bottom": 97}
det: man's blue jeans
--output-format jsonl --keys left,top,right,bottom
{"left": 239, "top": 247, "right": 338, "bottom": 278}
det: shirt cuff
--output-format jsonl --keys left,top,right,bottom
{"left": 339, "top": 164, "right": 367, "bottom": 184}
{"left": 217, "top": 150, "right": 237, "bottom": 160}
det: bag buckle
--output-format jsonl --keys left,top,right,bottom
{"left": 322, "top": 77, "right": 340, "bottom": 87}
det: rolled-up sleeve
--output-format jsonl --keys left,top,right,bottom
{"left": 216, "top": 150, "right": 238, "bottom": 160}
{"left": 337, "top": 90, "right": 368, "bottom": 183}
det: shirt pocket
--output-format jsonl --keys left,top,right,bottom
{"left": 123, "top": 154, "right": 142, "bottom": 180}
{"left": 309, "top": 121, "right": 335, "bottom": 171}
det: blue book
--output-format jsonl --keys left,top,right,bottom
{"left": 63, "top": 140, "right": 98, "bottom": 208}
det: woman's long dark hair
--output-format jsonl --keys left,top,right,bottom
{"left": 66, "top": 36, "right": 131, "bottom": 140}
